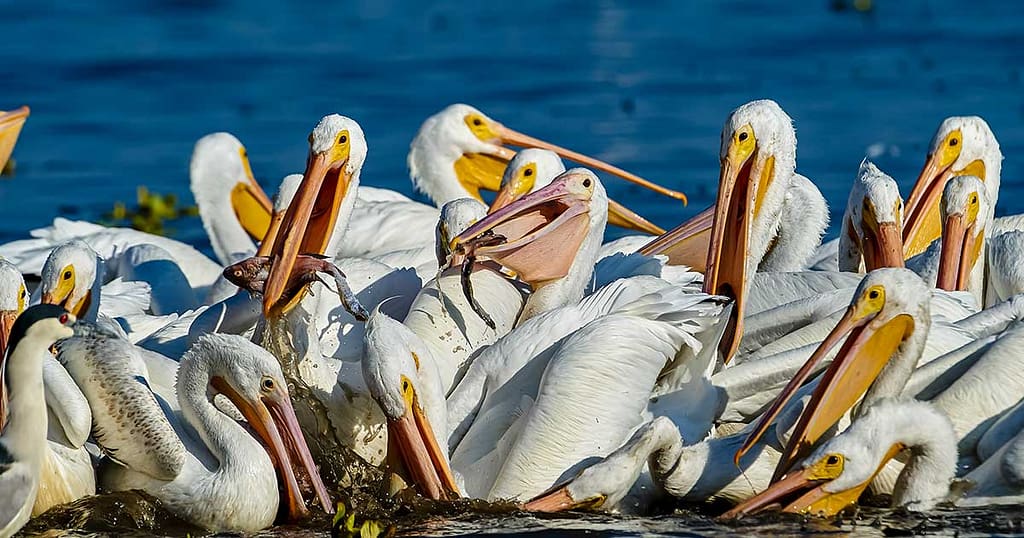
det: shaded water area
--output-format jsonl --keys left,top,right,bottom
{"left": 5, "top": 0, "right": 1024, "bottom": 536}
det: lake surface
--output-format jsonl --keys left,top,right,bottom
{"left": 4, "top": 0, "right": 1024, "bottom": 535}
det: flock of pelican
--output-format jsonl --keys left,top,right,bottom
{"left": 1, "top": 98, "right": 1023, "bottom": 536}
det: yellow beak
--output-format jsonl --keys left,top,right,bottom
{"left": 0, "top": 106, "right": 29, "bottom": 173}
{"left": 903, "top": 152, "right": 953, "bottom": 258}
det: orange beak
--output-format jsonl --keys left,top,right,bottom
{"left": 936, "top": 212, "right": 978, "bottom": 292}
{"left": 262, "top": 152, "right": 351, "bottom": 316}
{"left": 903, "top": 153, "right": 953, "bottom": 258}
{"left": 0, "top": 106, "right": 29, "bottom": 173}
{"left": 387, "top": 405, "right": 461, "bottom": 501}
{"left": 211, "top": 376, "right": 333, "bottom": 519}
{"left": 862, "top": 221, "right": 904, "bottom": 271}
{"left": 494, "top": 124, "right": 687, "bottom": 205}
{"left": 0, "top": 309, "right": 18, "bottom": 431}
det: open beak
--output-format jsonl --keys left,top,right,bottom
{"left": 212, "top": 377, "right": 333, "bottom": 519}
{"left": 862, "top": 221, "right": 904, "bottom": 271}
{"left": 0, "top": 106, "right": 29, "bottom": 172}
{"left": 231, "top": 151, "right": 274, "bottom": 242}
{"left": 41, "top": 287, "right": 92, "bottom": 319}
{"left": 936, "top": 213, "right": 980, "bottom": 292}
{"left": 0, "top": 309, "right": 17, "bottom": 430}
{"left": 388, "top": 398, "right": 460, "bottom": 500}
{"left": 262, "top": 151, "right": 351, "bottom": 316}
{"left": 761, "top": 306, "right": 913, "bottom": 481}
{"left": 703, "top": 149, "right": 774, "bottom": 363}
{"left": 494, "top": 124, "right": 687, "bottom": 204}
{"left": 450, "top": 170, "right": 593, "bottom": 287}
{"left": 637, "top": 205, "right": 714, "bottom": 270}
{"left": 904, "top": 153, "right": 953, "bottom": 259}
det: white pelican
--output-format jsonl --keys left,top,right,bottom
{"left": 985, "top": 230, "right": 1024, "bottom": 305}
{"left": 837, "top": 160, "right": 904, "bottom": 273}
{"left": 337, "top": 104, "right": 684, "bottom": 260}
{"left": 903, "top": 116, "right": 1001, "bottom": 258}
{"left": 639, "top": 99, "right": 829, "bottom": 362}
{"left": 66, "top": 331, "right": 332, "bottom": 532}
{"left": 0, "top": 218, "right": 222, "bottom": 295}
{"left": 723, "top": 398, "right": 957, "bottom": 518}
{"left": 0, "top": 106, "right": 28, "bottom": 174}
{"left": 189, "top": 132, "right": 273, "bottom": 266}
{"left": 0, "top": 304, "right": 76, "bottom": 538}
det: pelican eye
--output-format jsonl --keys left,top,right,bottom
{"left": 583, "top": 178, "right": 592, "bottom": 188}
{"left": 473, "top": 118, "right": 483, "bottom": 126}
{"left": 402, "top": 379, "right": 411, "bottom": 392}
{"left": 338, "top": 134, "right": 347, "bottom": 144}
{"left": 524, "top": 168, "right": 534, "bottom": 177}
{"left": 950, "top": 138, "right": 958, "bottom": 147}
{"left": 868, "top": 290, "right": 880, "bottom": 300}
{"left": 59, "top": 313, "right": 69, "bottom": 324}
{"left": 826, "top": 455, "right": 840, "bottom": 465}
{"left": 738, "top": 131, "right": 749, "bottom": 142}
{"left": 261, "top": 377, "right": 275, "bottom": 391}
{"left": 970, "top": 194, "right": 978, "bottom": 204}
{"left": 63, "top": 270, "right": 72, "bottom": 280}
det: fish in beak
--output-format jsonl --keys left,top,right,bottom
{"left": 211, "top": 375, "right": 333, "bottom": 519}
{"left": 388, "top": 375, "right": 460, "bottom": 500}
{"left": 734, "top": 281, "right": 914, "bottom": 481}
{"left": 0, "top": 106, "right": 29, "bottom": 173}
{"left": 936, "top": 190, "right": 983, "bottom": 292}
{"left": 720, "top": 444, "right": 904, "bottom": 520}
{"left": 230, "top": 145, "right": 275, "bottom": 241}
{"left": 456, "top": 109, "right": 687, "bottom": 206}
{"left": 262, "top": 121, "right": 357, "bottom": 317}
{"left": 448, "top": 169, "right": 596, "bottom": 287}
{"left": 225, "top": 255, "right": 368, "bottom": 321}
{"left": 904, "top": 128, "right": 986, "bottom": 258}
{"left": 850, "top": 199, "right": 904, "bottom": 271}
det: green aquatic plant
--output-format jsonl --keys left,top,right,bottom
{"left": 101, "top": 186, "right": 199, "bottom": 236}
{"left": 332, "top": 500, "right": 392, "bottom": 538}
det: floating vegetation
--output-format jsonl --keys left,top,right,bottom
{"left": 102, "top": 186, "right": 199, "bottom": 236}
{"left": 332, "top": 501, "right": 392, "bottom": 538}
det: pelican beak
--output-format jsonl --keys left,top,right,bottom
{"left": 41, "top": 285, "right": 92, "bottom": 319}
{"left": 256, "top": 205, "right": 287, "bottom": 257}
{"left": 449, "top": 170, "right": 594, "bottom": 287}
{"left": 782, "top": 444, "right": 905, "bottom": 517}
{"left": 231, "top": 147, "right": 274, "bottom": 242}
{"left": 703, "top": 132, "right": 775, "bottom": 363}
{"left": 0, "top": 309, "right": 18, "bottom": 430}
{"left": 387, "top": 385, "right": 460, "bottom": 500}
{"left": 524, "top": 484, "right": 606, "bottom": 512}
{"left": 903, "top": 153, "right": 953, "bottom": 258}
{"left": 936, "top": 211, "right": 981, "bottom": 292}
{"left": 489, "top": 171, "right": 663, "bottom": 235}
{"left": 262, "top": 151, "right": 351, "bottom": 316}
{"left": 720, "top": 464, "right": 832, "bottom": 520}
{"left": 637, "top": 205, "right": 714, "bottom": 270}
{"left": 212, "top": 376, "right": 334, "bottom": 520}
{"left": 768, "top": 306, "right": 914, "bottom": 480}
{"left": 493, "top": 123, "right": 687, "bottom": 204}
{"left": 858, "top": 206, "right": 904, "bottom": 271}
{"left": 0, "top": 106, "right": 29, "bottom": 172}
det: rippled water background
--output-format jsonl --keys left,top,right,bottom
{"left": 3, "top": 0, "right": 1024, "bottom": 535}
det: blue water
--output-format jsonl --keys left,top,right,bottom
{"left": 2, "top": 0, "right": 1023, "bottom": 251}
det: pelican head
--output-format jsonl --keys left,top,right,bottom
{"left": 408, "top": 103, "right": 685, "bottom": 208}
{"left": 736, "top": 268, "right": 930, "bottom": 475}
{"left": 40, "top": 240, "right": 98, "bottom": 318}
{"left": 448, "top": 168, "right": 606, "bottom": 290}
{"left": 436, "top": 198, "right": 488, "bottom": 267}
{"left": 724, "top": 399, "right": 956, "bottom": 519}
{"left": 362, "top": 308, "right": 458, "bottom": 500}
{"left": 0, "top": 106, "right": 29, "bottom": 173}
{"left": 190, "top": 132, "right": 274, "bottom": 259}
{"left": 262, "top": 115, "right": 367, "bottom": 316}
{"left": 0, "top": 260, "right": 27, "bottom": 355}
{"left": 693, "top": 99, "right": 799, "bottom": 362}
{"left": 936, "top": 175, "right": 988, "bottom": 293}
{"left": 839, "top": 160, "right": 904, "bottom": 273}
{"left": 0, "top": 261, "right": 28, "bottom": 429}
{"left": 904, "top": 116, "right": 1001, "bottom": 258}
{"left": 491, "top": 148, "right": 664, "bottom": 234}
{"left": 184, "top": 334, "right": 333, "bottom": 518}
